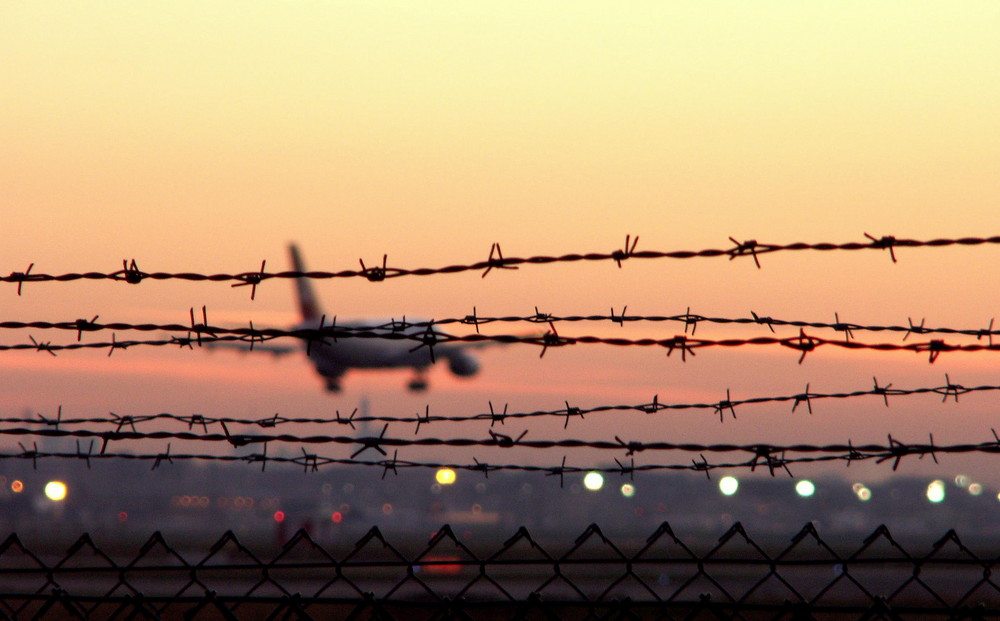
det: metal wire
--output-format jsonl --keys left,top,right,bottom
{"left": 4, "top": 430, "right": 998, "bottom": 477}
{"left": 10, "top": 378, "right": 999, "bottom": 430}
{"left": 0, "top": 523, "right": 996, "bottom": 619}
{"left": 4, "top": 234, "right": 999, "bottom": 294}
{"left": 2, "top": 311, "right": 997, "bottom": 342}
{"left": 3, "top": 329, "right": 998, "bottom": 364}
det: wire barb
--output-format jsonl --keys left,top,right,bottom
{"left": 359, "top": 255, "right": 388, "bottom": 282}
{"left": 715, "top": 390, "right": 737, "bottom": 422}
{"left": 351, "top": 424, "right": 389, "bottom": 458}
{"left": 481, "top": 243, "right": 517, "bottom": 278}
{"left": 117, "top": 259, "right": 145, "bottom": 284}
{"left": 231, "top": 260, "right": 266, "bottom": 300}
{"left": 864, "top": 232, "right": 898, "bottom": 263}
{"left": 8, "top": 263, "right": 34, "bottom": 296}
{"left": 488, "top": 401, "right": 508, "bottom": 427}
{"left": 728, "top": 237, "right": 761, "bottom": 268}
{"left": 791, "top": 383, "right": 815, "bottom": 414}
{"left": 612, "top": 234, "right": 639, "bottom": 268}
{"left": 663, "top": 335, "right": 695, "bottom": 361}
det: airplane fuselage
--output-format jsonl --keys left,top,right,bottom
{"left": 294, "top": 317, "right": 478, "bottom": 392}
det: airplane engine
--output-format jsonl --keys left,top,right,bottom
{"left": 447, "top": 353, "right": 479, "bottom": 377}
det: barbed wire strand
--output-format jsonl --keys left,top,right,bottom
{"left": 4, "top": 234, "right": 999, "bottom": 295}
{"left": 4, "top": 429, "right": 998, "bottom": 477}
{"left": 11, "top": 379, "right": 999, "bottom": 430}
{"left": 3, "top": 329, "right": 1000, "bottom": 364}
{"left": 3, "top": 311, "right": 997, "bottom": 342}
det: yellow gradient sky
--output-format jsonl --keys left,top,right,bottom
{"left": 2, "top": 2, "right": 998, "bottom": 485}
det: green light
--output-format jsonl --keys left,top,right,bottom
{"left": 719, "top": 476, "right": 739, "bottom": 496}
{"left": 583, "top": 472, "right": 604, "bottom": 491}
{"left": 795, "top": 480, "right": 816, "bottom": 497}
{"left": 926, "top": 480, "right": 945, "bottom": 503}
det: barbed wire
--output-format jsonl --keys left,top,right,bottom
{"left": 4, "top": 430, "right": 998, "bottom": 477}
{"left": 2, "top": 310, "right": 997, "bottom": 342}
{"left": 4, "top": 234, "right": 999, "bottom": 295}
{"left": 3, "top": 328, "right": 999, "bottom": 363}
{"left": 0, "top": 523, "right": 996, "bottom": 619}
{"left": 10, "top": 378, "right": 999, "bottom": 431}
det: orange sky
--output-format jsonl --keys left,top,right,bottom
{"left": 1, "top": 2, "right": 998, "bottom": 487}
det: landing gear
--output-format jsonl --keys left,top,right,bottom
{"left": 324, "top": 379, "right": 342, "bottom": 393}
{"left": 407, "top": 373, "right": 429, "bottom": 392}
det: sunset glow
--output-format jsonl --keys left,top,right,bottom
{"left": 1, "top": 1, "right": 998, "bottom": 486}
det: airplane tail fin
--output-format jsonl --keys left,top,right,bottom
{"left": 289, "top": 244, "right": 322, "bottom": 322}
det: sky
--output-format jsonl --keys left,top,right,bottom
{"left": 1, "top": 2, "right": 998, "bottom": 490}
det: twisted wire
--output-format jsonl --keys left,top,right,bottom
{"left": 4, "top": 234, "right": 998, "bottom": 293}
{"left": 12, "top": 380, "right": 1000, "bottom": 429}
{"left": 2, "top": 311, "right": 996, "bottom": 341}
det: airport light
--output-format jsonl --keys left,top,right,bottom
{"left": 926, "top": 480, "right": 945, "bottom": 503}
{"left": 435, "top": 468, "right": 457, "bottom": 485}
{"left": 44, "top": 481, "right": 67, "bottom": 502}
{"left": 852, "top": 482, "right": 872, "bottom": 501}
{"left": 795, "top": 480, "right": 816, "bottom": 497}
{"left": 968, "top": 483, "right": 983, "bottom": 496}
{"left": 620, "top": 483, "right": 635, "bottom": 497}
{"left": 583, "top": 472, "right": 604, "bottom": 491}
{"left": 719, "top": 476, "right": 739, "bottom": 496}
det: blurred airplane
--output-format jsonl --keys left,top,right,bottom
{"left": 219, "top": 244, "right": 485, "bottom": 393}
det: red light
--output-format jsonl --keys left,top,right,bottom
{"left": 117, "top": 511, "right": 128, "bottom": 523}
{"left": 331, "top": 511, "right": 343, "bottom": 523}
{"left": 273, "top": 510, "right": 285, "bottom": 523}
{"left": 423, "top": 556, "right": 462, "bottom": 575}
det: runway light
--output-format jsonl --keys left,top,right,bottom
{"left": 44, "top": 481, "right": 67, "bottom": 501}
{"left": 583, "top": 472, "right": 604, "bottom": 491}
{"left": 331, "top": 511, "right": 343, "bottom": 523}
{"left": 620, "top": 484, "right": 636, "bottom": 498}
{"left": 273, "top": 510, "right": 286, "bottom": 522}
{"left": 719, "top": 476, "right": 739, "bottom": 496}
{"left": 968, "top": 483, "right": 983, "bottom": 496}
{"left": 435, "top": 468, "right": 456, "bottom": 485}
{"left": 11, "top": 480, "right": 24, "bottom": 493}
{"left": 795, "top": 480, "right": 816, "bottom": 497}
{"left": 926, "top": 480, "right": 945, "bottom": 503}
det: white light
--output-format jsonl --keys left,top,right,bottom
{"left": 795, "top": 480, "right": 816, "bottom": 497}
{"left": 968, "top": 483, "right": 983, "bottom": 496}
{"left": 620, "top": 483, "right": 635, "bottom": 497}
{"left": 927, "top": 480, "right": 946, "bottom": 503}
{"left": 954, "top": 474, "right": 970, "bottom": 487}
{"left": 719, "top": 476, "right": 739, "bottom": 496}
{"left": 44, "top": 481, "right": 68, "bottom": 502}
{"left": 583, "top": 472, "right": 604, "bottom": 491}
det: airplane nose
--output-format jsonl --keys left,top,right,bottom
{"left": 448, "top": 354, "right": 479, "bottom": 377}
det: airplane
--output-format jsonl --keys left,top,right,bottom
{"left": 220, "top": 244, "right": 484, "bottom": 393}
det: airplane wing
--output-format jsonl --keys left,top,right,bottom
{"left": 452, "top": 329, "right": 548, "bottom": 350}
{"left": 202, "top": 340, "right": 299, "bottom": 357}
